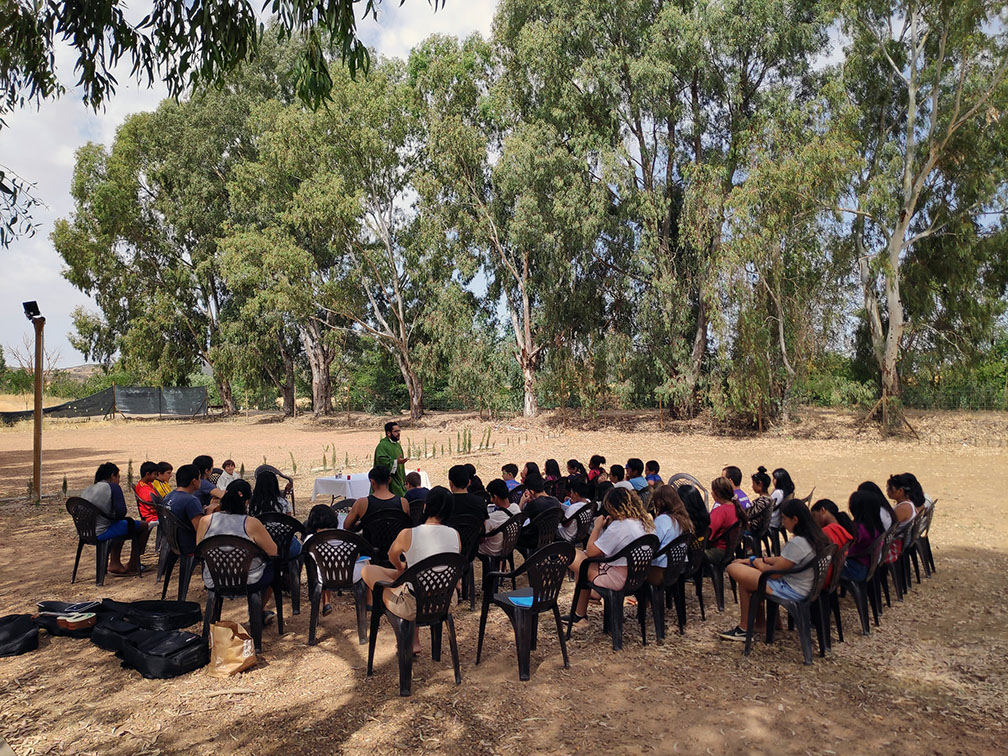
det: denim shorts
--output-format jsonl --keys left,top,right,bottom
{"left": 766, "top": 578, "right": 806, "bottom": 601}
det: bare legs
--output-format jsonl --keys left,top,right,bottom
{"left": 726, "top": 561, "right": 771, "bottom": 630}
{"left": 362, "top": 564, "right": 421, "bottom": 653}
{"left": 108, "top": 521, "right": 152, "bottom": 574}
{"left": 567, "top": 549, "right": 601, "bottom": 617}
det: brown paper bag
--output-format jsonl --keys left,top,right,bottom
{"left": 209, "top": 621, "right": 257, "bottom": 678}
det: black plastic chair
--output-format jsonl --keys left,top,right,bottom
{"left": 452, "top": 514, "right": 486, "bottom": 611}
{"left": 196, "top": 534, "right": 285, "bottom": 653}
{"left": 703, "top": 521, "right": 743, "bottom": 611}
{"left": 208, "top": 468, "right": 223, "bottom": 485}
{"left": 900, "top": 514, "right": 927, "bottom": 587}
{"left": 476, "top": 542, "right": 575, "bottom": 680}
{"left": 839, "top": 527, "right": 889, "bottom": 631}
{"left": 360, "top": 509, "right": 412, "bottom": 567}
{"left": 408, "top": 497, "right": 425, "bottom": 526}
{"left": 647, "top": 533, "right": 691, "bottom": 640}
{"left": 915, "top": 500, "right": 936, "bottom": 575}
{"left": 302, "top": 529, "right": 370, "bottom": 645}
{"left": 668, "top": 474, "right": 709, "bottom": 508}
{"left": 258, "top": 512, "right": 306, "bottom": 616}
{"left": 154, "top": 502, "right": 199, "bottom": 601}
{"left": 566, "top": 533, "right": 660, "bottom": 651}
{"left": 559, "top": 503, "right": 595, "bottom": 547}
{"left": 367, "top": 553, "right": 466, "bottom": 697}
{"left": 684, "top": 531, "right": 708, "bottom": 622}
{"left": 743, "top": 544, "right": 836, "bottom": 665}
{"left": 477, "top": 509, "right": 525, "bottom": 596}
{"left": 877, "top": 525, "right": 904, "bottom": 607}
{"left": 66, "top": 497, "right": 130, "bottom": 586}
{"left": 744, "top": 503, "right": 773, "bottom": 558}
{"left": 819, "top": 540, "right": 851, "bottom": 651}
{"left": 517, "top": 508, "right": 563, "bottom": 556}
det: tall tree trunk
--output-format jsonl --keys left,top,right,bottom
{"left": 217, "top": 375, "right": 236, "bottom": 415}
{"left": 281, "top": 357, "right": 295, "bottom": 417}
{"left": 301, "top": 322, "right": 332, "bottom": 416}
{"left": 395, "top": 352, "right": 424, "bottom": 420}
{"left": 521, "top": 360, "right": 538, "bottom": 418}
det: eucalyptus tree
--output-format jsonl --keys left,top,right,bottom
{"left": 828, "top": 0, "right": 1008, "bottom": 407}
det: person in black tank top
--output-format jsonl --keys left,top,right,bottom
{"left": 342, "top": 465, "right": 409, "bottom": 531}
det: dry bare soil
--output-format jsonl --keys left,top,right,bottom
{"left": 1, "top": 408, "right": 1006, "bottom": 755}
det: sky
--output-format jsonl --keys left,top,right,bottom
{"left": 0, "top": 0, "right": 497, "bottom": 368}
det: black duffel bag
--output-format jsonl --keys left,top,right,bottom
{"left": 119, "top": 629, "right": 209, "bottom": 679}
{"left": 90, "top": 616, "right": 146, "bottom": 654}
{"left": 0, "top": 614, "right": 39, "bottom": 657}
{"left": 101, "top": 599, "right": 202, "bottom": 631}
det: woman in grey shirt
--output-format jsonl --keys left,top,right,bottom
{"left": 719, "top": 497, "right": 830, "bottom": 641}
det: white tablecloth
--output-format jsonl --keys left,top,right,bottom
{"left": 312, "top": 470, "right": 431, "bottom": 502}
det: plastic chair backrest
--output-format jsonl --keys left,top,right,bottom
{"left": 361, "top": 509, "right": 412, "bottom": 563}
{"left": 668, "top": 473, "right": 709, "bottom": 508}
{"left": 563, "top": 503, "right": 596, "bottom": 543}
{"left": 154, "top": 502, "right": 195, "bottom": 556}
{"left": 451, "top": 515, "right": 485, "bottom": 561}
{"left": 66, "top": 497, "right": 100, "bottom": 543}
{"left": 824, "top": 540, "right": 850, "bottom": 595}
{"left": 528, "top": 508, "right": 563, "bottom": 550}
{"left": 610, "top": 534, "right": 660, "bottom": 594}
{"left": 393, "top": 553, "right": 466, "bottom": 624}
{"left": 863, "top": 528, "right": 889, "bottom": 582}
{"left": 303, "top": 529, "right": 367, "bottom": 590}
{"left": 523, "top": 542, "right": 575, "bottom": 610}
{"left": 486, "top": 509, "right": 525, "bottom": 555}
{"left": 195, "top": 534, "right": 268, "bottom": 594}
{"left": 208, "top": 468, "right": 223, "bottom": 485}
{"left": 656, "top": 533, "right": 691, "bottom": 586}
{"left": 258, "top": 512, "right": 306, "bottom": 560}
{"left": 806, "top": 544, "right": 837, "bottom": 603}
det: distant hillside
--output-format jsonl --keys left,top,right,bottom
{"left": 58, "top": 364, "right": 103, "bottom": 381}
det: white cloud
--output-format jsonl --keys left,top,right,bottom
{"left": 0, "top": 1, "right": 498, "bottom": 368}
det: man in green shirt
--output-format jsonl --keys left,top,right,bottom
{"left": 374, "top": 421, "right": 408, "bottom": 496}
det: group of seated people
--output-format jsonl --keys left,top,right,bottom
{"left": 79, "top": 451, "right": 931, "bottom": 648}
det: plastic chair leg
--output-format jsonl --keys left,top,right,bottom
{"left": 431, "top": 621, "right": 443, "bottom": 662}
{"left": 201, "top": 591, "right": 216, "bottom": 640}
{"left": 270, "top": 578, "right": 285, "bottom": 636}
{"left": 513, "top": 610, "right": 532, "bottom": 681}
{"left": 552, "top": 605, "right": 569, "bottom": 669}
{"left": 693, "top": 574, "right": 706, "bottom": 621}
{"left": 795, "top": 607, "right": 814, "bottom": 665}
{"left": 710, "top": 568, "right": 725, "bottom": 612}
{"left": 609, "top": 597, "right": 625, "bottom": 651}
{"left": 396, "top": 619, "right": 416, "bottom": 696}
{"left": 446, "top": 613, "right": 461, "bottom": 685}
{"left": 831, "top": 593, "right": 844, "bottom": 644}
{"left": 161, "top": 552, "right": 177, "bottom": 600}
{"left": 636, "top": 588, "right": 648, "bottom": 646}
{"left": 289, "top": 560, "right": 301, "bottom": 616}
{"left": 673, "top": 581, "right": 687, "bottom": 634}
{"left": 475, "top": 598, "right": 490, "bottom": 665}
{"left": 247, "top": 592, "right": 264, "bottom": 653}
{"left": 743, "top": 592, "right": 762, "bottom": 656}
{"left": 95, "top": 541, "right": 111, "bottom": 586}
{"left": 366, "top": 604, "right": 382, "bottom": 675}
{"left": 178, "top": 555, "right": 195, "bottom": 602}
{"left": 308, "top": 585, "right": 321, "bottom": 646}
{"left": 530, "top": 612, "right": 539, "bottom": 651}
{"left": 651, "top": 585, "right": 665, "bottom": 641}
{"left": 353, "top": 580, "right": 368, "bottom": 645}
{"left": 71, "top": 540, "right": 84, "bottom": 584}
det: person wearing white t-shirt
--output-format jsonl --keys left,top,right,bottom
{"left": 609, "top": 464, "right": 633, "bottom": 490}
{"left": 564, "top": 487, "right": 654, "bottom": 624}
{"left": 558, "top": 477, "right": 593, "bottom": 541}
{"left": 646, "top": 485, "right": 695, "bottom": 585}
{"left": 479, "top": 479, "right": 521, "bottom": 556}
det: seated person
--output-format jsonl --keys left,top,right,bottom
{"left": 249, "top": 469, "right": 294, "bottom": 517}
{"left": 479, "top": 479, "right": 521, "bottom": 556}
{"left": 705, "top": 476, "right": 746, "bottom": 564}
{"left": 515, "top": 475, "right": 562, "bottom": 551}
{"left": 362, "top": 486, "right": 461, "bottom": 653}
{"left": 566, "top": 458, "right": 588, "bottom": 482}
{"left": 647, "top": 485, "right": 694, "bottom": 585}
{"left": 447, "top": 464, "right": 490, "bottom": 526}
{"left": 587, "top": 455, "right": 606, "bottom": 484}
{"left": 610, "top": 464, "right": 632, "bottom": 490}
{"left": 216, "top": 459, "right": 240, "bottom": 490}
{"left": 192, "top": 455, "right": 226, "bottom": 509}
{"left": 464, "top": 463, "right": 486, "bottom": 498}
{"left": 197, "top": 481, "right": 278, "bottom": 613}
{"left": 885, "top": 473, "right": 918, "bottom": 562}
{"left": 501, "top": 463, "right": 520, "bottom": 491}
{"left": 565, "top": 487, "right": 654, "bottom": 625}
{"left": 811, "top": 498, "right": 854, "bottom": 582}
{"left": 625, "top": 458, "right": 648, "bottom": 492}
{"left": 645, "top": 460, "right": 663, "bottom": 488}
{"left": 722, "top": 465, "right": 751, "bottom": 510}
{"left": 844, "top": 490, "right": 886, "bottom": 582}
{"left": 721, "top": 499, "right": 830, "bottom": 640}
{"left": 558, "top": 477, "right": 592, "bottom": 542}
{"left": 152, "top": 461, "right": 173, "bottom": 499}
{"left": 404, "top": 472, "right": 429, "bottom": 504}
{"left": 164, "top": 464, "right": 206, "bottom": 555}
{"left": 303, "top": 504, "right": 358, "bottom": 615}
{"left": 133, "top": 461, "right": 160, "bottom": 523}
{"left": 747, "top": 466, "right": 774, "bottom": 521}
{"left": 679, "top": 484, "right": 710, "bottom": 540}
{"left": 81, "top": 462, "right": 151, "bottom": 575}
{"left": 343, "top": 465, "right": 410, "bottom": 534}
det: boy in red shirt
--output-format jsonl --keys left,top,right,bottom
{"left": 134, "top": 461, "right": 160, "bottom": 523}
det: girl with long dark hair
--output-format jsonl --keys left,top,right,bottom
{"left": 647, "top": 485, "right": 694, "bottom": 584}
{"left": 720, "top": 498, "right": 829, "bottom": 641}
{"left": 705, "top": 477, "right": 747, "bottom": 564}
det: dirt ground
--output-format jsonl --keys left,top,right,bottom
{"left": 1, "top": 408, "right": 1007, "bottom": 755}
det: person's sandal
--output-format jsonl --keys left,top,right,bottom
{"left": 262, "top": 610, "right": 276, "bottom": 626}
{"left": 322, "top": 603, "right": 333, "bottom": 617}
{"left": 561, "top": 613, "right": 587, "bottom": 625}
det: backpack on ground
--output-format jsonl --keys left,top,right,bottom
{"left": 119, "top": 628, "right": 209, "bottom": 679}
{"left": 0, "top": 615, "right": 39, "bottom": 657}
{"left": 90, "top": 616, "right": 146, "bottom": 654}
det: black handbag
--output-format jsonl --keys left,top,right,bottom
{"left": 0, "top": 614, "right": 39, "bottom": 657}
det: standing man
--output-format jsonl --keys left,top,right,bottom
{"left": 374, "top": 421, "right": 408, "bottom": 497}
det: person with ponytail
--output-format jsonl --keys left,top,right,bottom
{"left": 885, "top": 473, "right": 918, "bottom": 562}
{"left": 720, "top": 498, "right": 829, "bottom": 641}
{"left": 197, "top": 480, "right": 278, "bottom": 603}
{"left": 647, "top": 485, "right": 694, "bottom": 585}
{"left": 564, "top": 487, "right": 654, "bottom": 625}
{"left": 858, "top": 480, "right": 897, "bottom": 531}
{"left": 845, "top": 490, "right": 886, "bottom": 582}
{"left": 705, "top": 476, "right": 747, "bottom": 564}
{"left": 748, "top": 467, "right": 774, "bottom": 520}
{"left": 769, "top": 468, "right": 796, "bottom": 531}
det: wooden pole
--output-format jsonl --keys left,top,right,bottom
{"left": 31, "top": 316, "right": 45, "bottom": 503}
